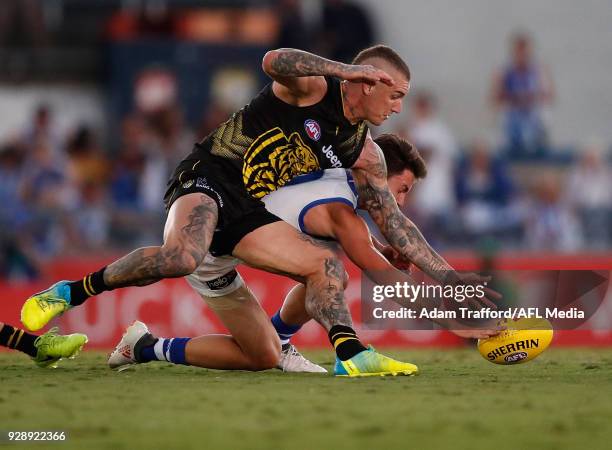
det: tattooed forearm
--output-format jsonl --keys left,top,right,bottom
{"left": 360, "top": 182, "right": 452, "bottom": 280}
{"left": 104, "top": 195, "right": 218, "bottom": 288}
{"left": 268, "top": 49, "right": 349, "bottom": 78}
{"left": 353, "top": 144, "right": 453, "bottom": 282}
{"left": 305, "top": 257, "right": 352, "bottom": 330}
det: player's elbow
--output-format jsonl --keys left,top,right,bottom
{"left": 262, "top": 49, "right": 280, "bottom": 76}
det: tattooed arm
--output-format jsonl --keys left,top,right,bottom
{"left": 261, "top": 48, "right": 393, "bottom": 105}
{"left": 350, "top": 134, "right": 456, "bottom": 284}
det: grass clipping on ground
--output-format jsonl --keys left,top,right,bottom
{"left": 1, "top": 349, "right": 611, "bottom": 450}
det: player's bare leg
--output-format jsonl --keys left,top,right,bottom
{"left": 184, "top": 285, "right": 281, "bottom": 370}
{"left": 21, "top": 193, "right": 218, "bottom": 331}
{"left": 279, "top": 284, "right": 310, "bottom": 326}
{"left": 104, "top": 193, "right": 217, "bottom": 287}
{"left": 108, "top": 284, "right": 281, "bottom": 371}
{"left": 234, "top": 221, "right": 418, "bottom": 376}
{"left": 187, "top": 285, "right": 323, "bottom": 373}
{"left": 268, "top": 284, "right": 327, "bottom": 372}
{"left": 270, "top": 283, "right": 310, "bottom": 344}
{"left": 233, "top": 221, "right": 350, "bottom": 331}
{"left": 108, "top": 223, "right": 339, "bottom": 372}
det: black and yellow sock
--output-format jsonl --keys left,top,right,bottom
{"left": 68, "top": 267, "right": 112, "bottom": 306}
{"left": 328, "top": 325, "right": 367, "bottom": 361}
{"left": 0, "top": 324, "right": 38, "bottom": 357}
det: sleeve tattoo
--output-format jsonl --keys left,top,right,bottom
{"left": 268, "top": 48, "right": 373, "bottom": 79}
{"left": 269, "top": 49, "right": 344, "bottom": 77}
{"left": 354, "top": 147, "right": 454, "bottom": 282}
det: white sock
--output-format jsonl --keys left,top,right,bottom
{"left": 153, "top": 339, "right": 168, "bottom": 361}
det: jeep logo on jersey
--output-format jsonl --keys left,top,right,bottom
{"left": 304, "top": 119, "right": 321, "bottom": 141}
{"left": 322, "top": 145, "right": 342, "bottom": 168}
{"left": 504, "top": 352, "right": 528, "bottom": 363}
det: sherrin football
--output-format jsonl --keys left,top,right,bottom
{"left": 477, "top": 318, "right": 554, "bottom": 365}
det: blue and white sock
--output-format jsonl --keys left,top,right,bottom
{"left": 271, "top": 310, "right": 302, "bottom": 347}
{"left": 140, "top": 338, "right": 191, "bottom": 365}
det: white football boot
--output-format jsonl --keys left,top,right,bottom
{"left": 108, "top": 321, "right": 157, "bottom": 371}
{"left": 277, "top": 344, "right": 327, "bottom": 373}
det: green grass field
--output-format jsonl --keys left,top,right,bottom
{"left": 1, "top": 348, "right": 612, "bottom": 450}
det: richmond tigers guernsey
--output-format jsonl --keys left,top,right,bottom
{"left": 184, "top": 76, "right": 368, "bottom": 199}
{"left": 164, "top": 76, "right": 368, "bottom": 256}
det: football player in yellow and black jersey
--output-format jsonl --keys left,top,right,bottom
{"left": 22, "top": 45, "right": 493, "bottom": 377}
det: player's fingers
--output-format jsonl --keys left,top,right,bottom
{"left": 378, "top": 71, "right": 395, "bottom": 86}
{"left": 469, "top": 330, "right": 488, "bottom": 339}
{"left": 466, "top": 297, "right": 494, "bottom": 312}
{"left": 466, "top": 298, "right": 480, "bottom": 311}
{"left": 484, "top": 286, "right": 503, "bottom": 302}
{"left": 496, "top": 320, "right": 508, "bottom": 330}
{"left": 362, "top": 75, "right": 379, "bottom": 86}
{"left": 467, "top": 274, "right": 492, "bottom": 285}
{"left": 394, "top": 260, "right": 412, "bottom": 271}
{"left": 479, "top": 329, "right": 501, "bottom": 338}
{"left": 478, "top": 296, "right": 498, "bottom": 310}
{"left": 464, "top": 295, "right": 495, "bottom": 310}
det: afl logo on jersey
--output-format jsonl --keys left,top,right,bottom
{"left": 304, "top": 119, "right": 321, "bottom": 141}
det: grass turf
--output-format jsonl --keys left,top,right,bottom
{"left": 1, "top": 348, "right": 611, "bottom": 450}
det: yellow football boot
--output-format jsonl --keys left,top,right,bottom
{"left": 334, "top": 346, "right": 419, "bottom": 377}
{"left": 21, "top": 281, "right": 73, "bottom": 331}
{"left": 33, "top": 327, "right": 88, "bottom": 368}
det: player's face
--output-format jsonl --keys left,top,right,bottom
{"left": 387, "top": 169, "right": 416, "bottom": 207}
{"left": 363, "top": 66, "right": 410, "bottom": 126}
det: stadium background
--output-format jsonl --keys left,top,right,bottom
{"left": 1, "top": 0, "right": 611, "bottom": 349}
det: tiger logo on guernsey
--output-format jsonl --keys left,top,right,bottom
{"left": 242, "top": 127, "right": 320, "bottom": 198}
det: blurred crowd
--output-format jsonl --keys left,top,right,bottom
{"left": 0, "top": 1, "right": 611, "bottom": 281}
{"left": 0, "top": 96, "right": 202, "bottom": 279}
{"left": 399, "top": 90, "right": 611, "bottom": 254}
{"left": 398, "top": 32, "right": 610, "bottom": 254}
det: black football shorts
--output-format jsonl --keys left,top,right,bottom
{"left": 163, "top": 151, "right": 281, "bottom": 256}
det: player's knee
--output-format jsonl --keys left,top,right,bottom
{"left": 158, "top": 246, "right": 202, "bottom": 277}
{"left": 314, "top": 254, "right": 347, "bottom": 285}
{"left": 247, "top": 344, "right": 281, "bottom": 371}
{"left": 342, "top": 270, "right": 350, "bottom": 289}
{"left": 302, "top": 250, "right": 346, "bottom": 280}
